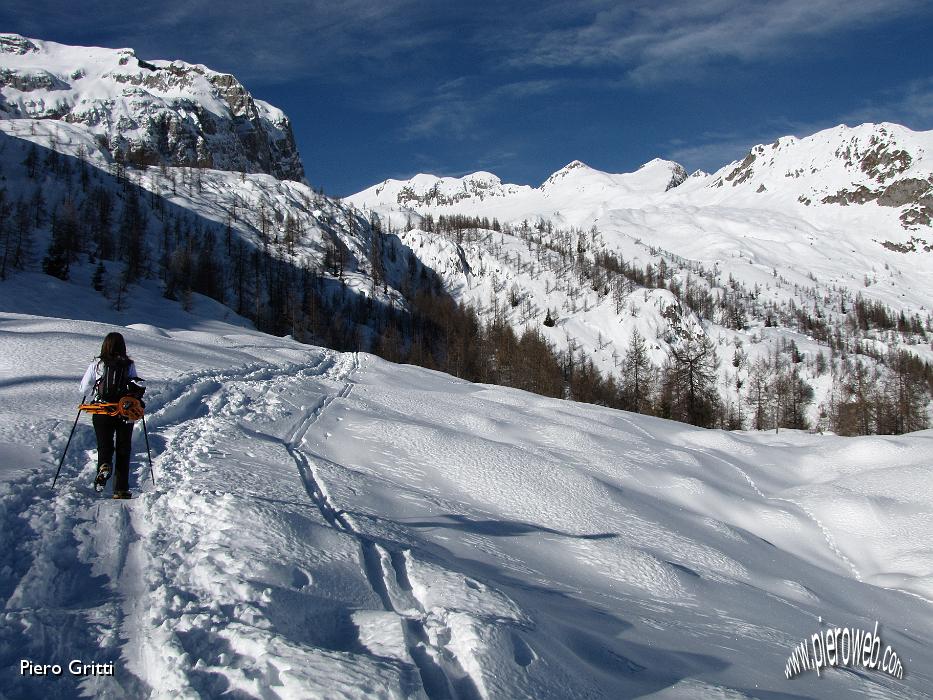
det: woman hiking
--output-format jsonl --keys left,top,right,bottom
{"left": 79, "top": 332, "right": 140, "bottom": 499}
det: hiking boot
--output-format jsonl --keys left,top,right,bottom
{"left": 94, "top": 463, "right": 112, "bottom": 492}
{"left": 112, "top": 490, "right": 132, "bottom": 500}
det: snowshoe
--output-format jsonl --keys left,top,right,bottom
{"left": 112, "top": 490, "right": 132, "bottom": 500}
{"left": 94, "top": 463, "right": 112, "bottom": 492}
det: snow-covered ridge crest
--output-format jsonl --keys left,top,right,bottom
{"left": 350, "top": 157, "right": 688, "bottom": 213}
{"left": 352, "top": 122, "right": 933, "bottom": 233}
{"left": 0, "top": 34, "right": 304, "bottom": 181}
{"left": 704, "top": 122, "right": 933, "bottom": 227}
{"left": 540, "top": 157, "right": 688, "bottom": 194}
{"left": 365, "top": 170, "right": 534, "bottom": 208}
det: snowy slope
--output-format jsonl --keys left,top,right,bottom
{"left": 349, "top": 123, "right": 933, "bottom": 311}
{"left": 1, "top": 272, "right": 932, "bottom": 699}
{"left": 0, "top": 118, "right": 403, "bottom": 324}
{"left": 351, "top": 159, "right": 687, "bottom": 230}
{"left": 348, "top": 124, "right": 933, "bottom": 428}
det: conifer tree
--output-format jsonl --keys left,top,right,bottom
{"left": 835, "top": 358, "right": 877, "bottom": 436}
{"left": 622, "top": 328, "right": 653, "bottom": 413}
{"left": 664, "top": 331, "right": 720, "bottom": 427}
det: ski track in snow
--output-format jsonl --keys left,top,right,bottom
{"left": 0, "top": 341, "right": 534, "bottom": 699}
{"left": 121, "top": 351, "right": 421, "bottom": 699}
{"left": 0, "top": 351, "right": 377, "bottom": 698}
{"left": 281, "top": 352, "right": 482, "bottom": 700}
{"left": 692, "top": 449, "right": 865, "bottom": 585}
{"left": 2, "top": 310, "right": 933, "bottom": 698}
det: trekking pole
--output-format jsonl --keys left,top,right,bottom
{"left": 52, "top": 395, "right": 86, "bottom": 488}
{"left": 141, "top": 413, "right": 156, "bottom": 485}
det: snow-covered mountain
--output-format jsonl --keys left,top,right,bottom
{"left": 348, "top": 124, "right": 933, "bottom": 318}
{"left": 348, "top": 124, "right": 933, "bottom": 429}
{"left": 1, "top": 35, "right": 929, "bottom": 438}
{"left": 0, "top": 34, "right": 303, "bottom": 181}
{"left": 351, "top": 123, "right": 933, "bottom": 233}
{"left": 369, "top": 171, "right": 534, "bottom": 209}
{"left": 1, "top": 33, "right": 933, "bottom": 700}
{"left": 683, "top": 123, "right": 933, "bottom": 229}
{"left": 352, "top": 158, "right": 689, "bottom": 222}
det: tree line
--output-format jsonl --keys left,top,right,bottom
{"left": 4, "top": 136, "right": 931, "bottom": 435}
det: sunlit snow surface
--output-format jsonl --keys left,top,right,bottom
{"left": 1, "top": 275, "right": 932, "bottom": 699}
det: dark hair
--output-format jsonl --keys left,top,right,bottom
{"left": 98, "top": 332, "right": 131, "bottom": 365}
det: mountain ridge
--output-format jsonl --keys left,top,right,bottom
{"left": 0, "top": 33, "right": 304, "bottom": 181}
{"left": 0, "top": 35, "right": 930, "bottom": 439}
{"left": 350, "top": 122, "right": 933, "bottom": 230}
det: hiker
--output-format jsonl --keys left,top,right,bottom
{"left": 79, "top": 332, "right": 140, "bottom": 499}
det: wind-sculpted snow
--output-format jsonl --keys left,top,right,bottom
{"left": 1, "top": 284, "right": 933, "bottom": 698}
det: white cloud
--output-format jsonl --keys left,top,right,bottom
{"left": 499, "top": 0, "right": 929, "bottom": 83}
{"left": 839, "top": 77, "right": 933, "bottom": 128}
{"left": 398, "top": 78, "right": 564, "bottom": 142}
{"left": 664, "top": 131, "right": 764, "bottom": 173}
{"left": 1, "top": 0, "right": 444, "bottom": 83}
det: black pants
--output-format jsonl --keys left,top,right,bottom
{"left": 92, "top": 414, "right": 133, "bottom": 491}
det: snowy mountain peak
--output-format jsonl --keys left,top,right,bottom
{"left": 539, "top": 157, "right": 688, "bottom": 196}
{"left": 356, "top": 170, "right": 532, "bottom": 209}
{"left": 0, "top": 34, "right": 305, "bottom": 181}
{"left": 541, "top": 159, "right": 593, "bottom": 187}
{"left": 640, "top": 158, "right": 689, "bottom": 190}
{"left": 702, "top": 122, "right": 933, "bottom": 227}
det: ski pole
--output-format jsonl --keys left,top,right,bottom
{"left": 141, "top": 413, "right": 155, "bottom": 485}
{"left": 52, "top": 395, "right": 85, "bottom": 488}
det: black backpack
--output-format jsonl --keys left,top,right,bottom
{"left": 96, "top": 359, "right": 135, "bottom": 402}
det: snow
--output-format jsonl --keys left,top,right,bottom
{"left": 348, "top": 123, "right": 933, "bottom": 314}
{"left": 348, "top": 122, "right": 933, "bottom": 428}
{"left": 0, "top": 34, "right": 304, "bottom": 181}
{"left": 2, "top": 268, "right": 933, "bottom": 699}
{"left": 0, "top": 33, "right": 932, "bottom": 698}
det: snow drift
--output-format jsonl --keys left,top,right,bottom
{"left": 0, "top": 272, "right": 931, "bottom": 699}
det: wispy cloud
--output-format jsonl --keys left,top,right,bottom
{"left": 498, "top": 0, "right": 930, "bottom": 83}
{"left": 0, "top": 0, "right": 445, "bottom": 83}
{"left": 665, "top": 135, "right": 758, "bottom": 173}
{"left": 398, "top": 77, "right": 565, "bottom": 142}
{"left": 399, "top": 77, "right": 480, "bottom": 141}
{"left": 491, "top": 79, "right": 565, "bottom": 100}
{"left": 665, "top": 76, "right": 933, "bottom": 173}
{"left": 839, "top": 77, "right": 933, "bottom": 128}
{"left": 19, "top": 1, "right": 921, "bottom": 88}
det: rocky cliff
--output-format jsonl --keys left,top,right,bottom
{"left": 0, "top": 34, "right": 304, "bottom": 181}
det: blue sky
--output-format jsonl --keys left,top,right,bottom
{"left": 4, "top": 1, "right": 932, "bottom": 195}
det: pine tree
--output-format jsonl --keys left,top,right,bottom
{"left": 0, "top": 190, "right": 10, "bottom": 279}
{"left": 836, "top": 358, "right": 876, "bottom": 436}
{"left": 42, "top": 203, "right": 79, "bottom": 280}
{"left": 117, "top": 186, "right": 146, "bottom": 279}
{"left": 775, "top": 364, "right": 813, "bottom": 430}
{"left": 622, "top": 328, "right": 653, "bottom": 413}
{"left": 23, "top": 144, "right": 39, "bottom": 179}
{"left": 664, "top": 331, "right": 720, "bottom": 427}
{"left": 746, "top": 358, "right": 772, "bottom": 430}
{"left": 878, "top": 350, "right": 929, "bottom": 434}
{"left": 11, "top": 199, "right": 33, "bottom": 272}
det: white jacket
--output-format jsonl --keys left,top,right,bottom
{"left": 79, "top": 359, "right": 138, "bottom": 395}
